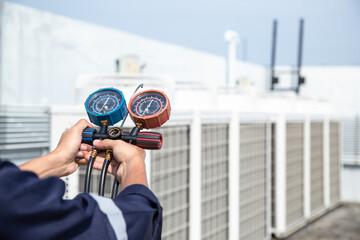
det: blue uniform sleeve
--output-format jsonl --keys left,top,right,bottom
{"left": 0, "top": 160, "right": 162, "bottom": 240}
{"left": 114, "top": 184, "right": 163, "bottom": 240}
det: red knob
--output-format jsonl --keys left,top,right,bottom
{"left": 136, "top": 132, "right": 162, "bottom": 149}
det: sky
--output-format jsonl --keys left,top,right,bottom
{"left": 5, "top": 0, "right": 360, "bottom": 66}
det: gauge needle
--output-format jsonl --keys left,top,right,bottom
{"left": 142, "top": 99, "right": 153, "bottom": 116}
{"left": 99, "top": 97, "right": 110, "bottom": 113}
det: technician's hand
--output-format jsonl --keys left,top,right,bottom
{"left": 52, "top": 119, "right": 93, "bottom": 176}
{"left": 85, "top": 139, "right": 148, "bottom": 189}
{"left": 20, "top": 119, "right": 93, "bottom": 178}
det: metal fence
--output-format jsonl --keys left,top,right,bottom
{"left": 201, "top": 124, "right": 229, "bottom": 240}
{"left": 47, "top": 109, "right": 342, "bottom": 240}
{"left": 272, "top": 116, "right": 341, "bottom": 238}
{"left": 286, "top": 122, "right": 304, "bottom": 228}
{"left": 310, "top": 122, "right": 324, "bottom": 215}
{"left": 329, "top": 122, "right": 341, "bottom": 204}
{"left": 239, "top": 123, "right": 269, "bottom": 240}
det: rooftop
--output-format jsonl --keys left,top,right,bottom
{"left": 280, "top": 203, "right": 360, "bottom": 240}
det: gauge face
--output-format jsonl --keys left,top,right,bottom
{"left": 128, "top": 89, "right": 171, "bottom": 129}
{"left": 86, "top": 89, "right": 122, "bottom": 115}
{"left": 130, "top": 92, "right": 167, "bottom": 117}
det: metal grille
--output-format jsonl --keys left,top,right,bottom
{"left": 0, "top": 106, "right": 50, "bottom": 164}
{"left": 310, "top": 122, "right": 324, "bottom": 214}
{"left": 342, "top": 116, "right": 360, "bottom": 164}
{"left": 151, "top": 126, "right": 190, "bottom": 240}
{"left": 286, "top": 123, "right": 304, "bottom": 226}
{"left": 239, "top": 123, "right": 268, "bottom": 240}
{"left": 201, "top": 124, "right": 229, "bottom": 240}
{"left": 330, "top": 122, "right": 340, "bottom": 203}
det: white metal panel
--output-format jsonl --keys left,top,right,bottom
{"left": 229, "top": 112, "right": 240, "bottom": 240}
{"left": 330, "top": 122, "right": 341, "bottom": 203}
{"left": 286, "top": 122, "right": 305, "bottom": 227}
{"left": 201, "top": 124, "right": 229, "bottom": 240}
{"left": 310, "top": 122, "right": 325, "bottom": 215}
{"left": 189, "top": 112, "right": 202, "bottom": 240}
{"left": 323, "top": 117, "right": 330, "bottom": 207}
{"left": 341, "top": 116, "right": 360, "bottom": 165}
{"left": 239, "top": 123, "right": 269, "bottom": 240}
{"left": 303, "top": 116, "right": 311, "bottom": 219}
{"left": 151, "top": 126, "right": 190, "bottom": 240}
{"left": 272, "top": 115, "right": 287, "bottom": 235}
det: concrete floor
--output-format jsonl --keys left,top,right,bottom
{"left": 282, "top": 203, "right": 360, "bottom": 240}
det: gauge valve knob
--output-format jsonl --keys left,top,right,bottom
{"left": 136, "top": 132, "right": 163, "bottom": 150}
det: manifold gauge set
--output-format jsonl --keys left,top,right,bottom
{"left": 82, "top": 86, "right": 171, "bottom": 197}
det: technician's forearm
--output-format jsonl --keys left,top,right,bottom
{"left": 19, "top": 152, "right": 63, "bottom": 178}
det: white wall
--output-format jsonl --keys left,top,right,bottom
{"left": 301, "top": 66, "right": 360, "bottom": 115}
{"left": 0, "top": 2, "right": 229, "bottom": 106}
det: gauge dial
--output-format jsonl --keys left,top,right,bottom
{"left": 86, "top": 89, "right": 122, "bottom": 115}
{"left": 85, "top": 88, "right": 127, "bottom": 126}
{"left": 129, "top": 90, "right": 171, "bottom": 129}
{"left": 131, "top": 92, "right": 166, "bottom": 117}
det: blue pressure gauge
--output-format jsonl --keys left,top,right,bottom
{"left": 85, "top": 88, "right": 128, "bottom": 126}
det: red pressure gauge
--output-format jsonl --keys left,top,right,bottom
{"left": 128, "top": 89, "right": 171, "bottom": 129}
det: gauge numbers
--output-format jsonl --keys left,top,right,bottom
{"left": 87, "top": 90, "right": 122, "bottom": 115}
{"left": 128, "top": 89, "right": 171, "bottom": 129}
{"left": 130, "top": 92, "right": 166, "bottom": 117}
